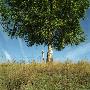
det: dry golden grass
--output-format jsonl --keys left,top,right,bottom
{"left": 0, "top": 60, "right": 90, "bottom": 90}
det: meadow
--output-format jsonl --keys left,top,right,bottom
{"left": 0, "top": 60, "right": 90, "bottom": 90}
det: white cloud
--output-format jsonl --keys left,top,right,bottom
{"left": 3, "top": 50, "right": 12, "bottom": 60}
{"left": 66, "top": 43, "right": 90, "bottom": 60}
{"left": 18, "top": 38, "right": 25, "bottom": 56}
{"left": 18, "top": 38, "right": 28, "bottom": 62}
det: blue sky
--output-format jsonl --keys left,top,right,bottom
{"left": 0, "top": 8, "right": 90, "bottom": 63}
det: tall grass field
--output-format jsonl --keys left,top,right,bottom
{"left": 0, "top": 61, "right": 90, "bottom": 90}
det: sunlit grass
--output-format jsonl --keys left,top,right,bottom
{"left": 0, "top": 60, "right": 90, "bottom": 90}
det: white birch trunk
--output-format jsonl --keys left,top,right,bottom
{"left": 47, "top": 44, "right": 53, "bottom": 62}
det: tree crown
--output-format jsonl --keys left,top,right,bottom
{"left": 0, "top": 0, "right": 90, "bottom": 50}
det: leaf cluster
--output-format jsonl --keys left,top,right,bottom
{"left": 0, "top": 0, "right": 90, "bottom": 50}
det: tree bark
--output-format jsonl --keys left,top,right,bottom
{"left": 47, "top": 44, "right": 53, "bottom": 62}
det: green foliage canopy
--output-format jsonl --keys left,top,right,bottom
{"left": 0, "top": 0, "right": 89, "bottom": 50}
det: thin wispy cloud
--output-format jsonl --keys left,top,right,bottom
{"left": 18, "top": 38, "right": 28, "bottom": 61}
{"left": 66, "top": 43, "right": 90, "bottom": 60}
{"left": 3, "top": 50, "right": 12, "bottom": 60}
